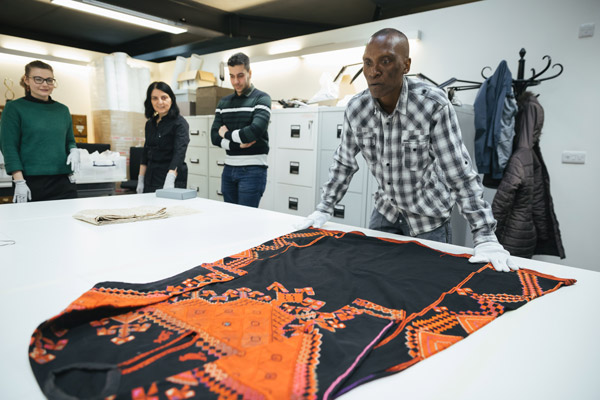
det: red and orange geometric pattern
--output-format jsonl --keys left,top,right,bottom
{"left": 29, "top": 229, "right": 575, "bottom": 399}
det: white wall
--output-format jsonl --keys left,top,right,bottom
{"left": 162, "top": 0, "right": 599, "bottom": 272}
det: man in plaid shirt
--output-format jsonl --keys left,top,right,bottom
{"left": 298, "top": 28, "right": 517, "bottom": 272}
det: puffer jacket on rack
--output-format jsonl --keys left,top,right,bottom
{"left": 491, "top": 92, "right": 565, "bottom": 259}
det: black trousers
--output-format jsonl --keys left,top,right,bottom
{"left": 21, "top": 174, "right": 78, "bottom": 202}
{"left": 143, "top": 162, "right": 188, "bottom": 193}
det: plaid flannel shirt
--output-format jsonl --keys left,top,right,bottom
{"left": 317, "top": 77, "right": 497, "bottom": 246}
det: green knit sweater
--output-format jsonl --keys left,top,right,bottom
{"left": 0, "top": 96, "right": 76, "bottom": 176}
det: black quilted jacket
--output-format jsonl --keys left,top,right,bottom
{"left": 492, "top": 92, "right": 565, "bottom": 259}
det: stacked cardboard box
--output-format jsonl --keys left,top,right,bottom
{"left": 196, "top": 87, "right": 234, "bottom": 115}
{"left": 92, "top": 110, "right": 146, "bottom": 156}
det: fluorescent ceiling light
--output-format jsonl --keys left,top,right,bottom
{"left": 51, "top": 0, "right": 187, "bottom": 34}
{"left": 268, "top": 42, "right": 302, "bottom": 56}
{"left": 2, "top": 42, "right": 49, "bottom": 55}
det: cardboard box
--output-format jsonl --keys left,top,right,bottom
{"left": 178, "top": 101, "right": 196, "bottom": 116}
{"left": 92, "top": 110, "right": 146, "bottom": 144}
{"left": 174, "top": 89, "right": 195, "bottom": 102}
{"left": 195, "top": 87, "right": 234, "bottom": 115}
{"left": 177, "top": 70, "right": 216, "bottom": 90}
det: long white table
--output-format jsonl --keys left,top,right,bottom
{"left": 0, "top": 194, "right": 598, "bottom": 399}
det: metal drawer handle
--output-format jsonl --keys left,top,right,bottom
{"left": 289, "top": 161, "right": 299, "bottom": 175}
{"left": 190, "top": 130, "right": 200, "bottom": 136}
{"left": 190, "top": 159, "right": 200, "bottom": 164}
{"left": 337, "top": 124, "right": 342, "bottom": 139}
{"left": 333, "top": 204, "right": 345, "bottom": 218}
{"left": 92, "top": 161, "right": 115, "bottom": 167}
{"left": 290, "top": 124, "right": 300, "bottom": 138}
{"left": 216, "top": 161, "right": 225, "bottom": 166}
{"left": 288, "top": 196, "right": 298, "bottom": 210}
{"left": 216, "top": 190, "right": 223, "bottom": 196}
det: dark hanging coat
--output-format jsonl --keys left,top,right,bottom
{"left": 492, "top": 92, "right": 565, "bottom": 259}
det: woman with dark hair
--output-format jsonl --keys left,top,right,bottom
{"left": 137, "top": 81, "right": 190, "bottom": 193}
{"left": 0, "top": 60, "right": 79, "bottom": 202}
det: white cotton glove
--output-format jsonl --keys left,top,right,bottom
{"left": 136, "top": 175, "right": 145, "bottom": 194}
{"left": 13, "top": 180, "right": 32, "bottom": 203}
{"left": 66, "top": 148, "right": 81, "bottom": 173}
{"left": 469, "top": 242, "right": 519, "bottom": 272}
{"left": 163, "top": 171, "right": 177, "bottom": 189}
{"left": 294, "top": 210, "right": 331, "bottom": 230}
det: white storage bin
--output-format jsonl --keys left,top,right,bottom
{"left": 74, "top": 151, "right": 126, "bottom": 183}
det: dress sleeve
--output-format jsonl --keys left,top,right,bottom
{"left": 169, "top": 116, "right": 190, "bottom": 171}
{"left": 0, "top": 102, "right": 24, "bottom": 174}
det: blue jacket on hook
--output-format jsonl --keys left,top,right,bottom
{"left": 473, "top": 60, "right": 515, "bottom": 184}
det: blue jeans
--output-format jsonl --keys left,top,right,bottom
{"left": 221, "top": 165, "right": 267, "bottom": 208}
{"left": 368, "top": 208, "right": 452, "bottom": 244}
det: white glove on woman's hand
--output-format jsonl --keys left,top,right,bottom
{"left": 163, "top": 172, "right": 177, "bottom": 189}
{"left": 13, "top": 180, "right": 32, "bottom": 203}
{"left": 66, "top": 148, "right": 81, "bottom": 173}
{"left": 294, "top": 210, "right": 331, "bottom": 230}
{"left": 469, "top": 242, "right": 519, "bottom": 272}
{"left": 136, "top": 175, "right": 145, "bottom": 194}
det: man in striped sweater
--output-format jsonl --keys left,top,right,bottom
{"left": 210, "top": 52, "right": 271, "bottom": 207}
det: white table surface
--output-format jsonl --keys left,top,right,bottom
{"left": 0, "top": 194, "right": 598, "bottom": 399}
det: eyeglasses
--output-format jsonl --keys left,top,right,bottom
{"left": 28, "top": 76, "right": 57, "bottom": 86}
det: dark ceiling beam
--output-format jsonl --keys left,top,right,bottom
{"left": 132, "top": 13, "right": 344, "bottom": 62}
{"left": 134, "top": 36, "right": 271, "bottom": 63}
{"left": 0, "top": 25, "right": 115, "bottom": 54}
{"left": 226, "top": 14, "right": 343, "bottom": 41}
{"left": 118, "top": 32, "right": 212, "bottom": 57}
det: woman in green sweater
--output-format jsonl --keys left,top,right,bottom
{"left": 0, "top": 60, "right": 80, "bottom": 203}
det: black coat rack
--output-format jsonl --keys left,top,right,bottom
{"left": 440, "top": 48, "right": 564, "bottom": 101}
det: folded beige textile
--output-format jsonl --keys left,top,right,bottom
{"left": 73, "top": 205, "right": 200, "bottom": 225}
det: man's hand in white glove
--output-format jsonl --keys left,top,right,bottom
{"left": 295, "top": 210, "right": 331, "bottom": 230}
{"left": 163, "top": 171, "right": 177, "bottom": 189}
{"left": 13, "top": 180, "right": 32, "bottom": 203}
{"left": 66, "top": 148, "right": 81, "bottom": 173}
{"left": 136, "top": 175, "right": 145, "bottom": 194}
{"left": 469, "top": 242, "right": 519, "bottom": 272}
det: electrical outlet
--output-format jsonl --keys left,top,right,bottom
{"left": 579, "top": 23, "right": 595, "bottom": 38}
{"left": 562, "top": 150, "right": 586, "bottom": 164}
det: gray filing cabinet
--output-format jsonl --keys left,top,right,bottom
{"left": 316, "top": 107, "right": 369, "bottom": 227}
{"left": 184, "top": 116, "right": 210, "bottom": 198}
{"left": 271, "top": 108, "right": 319, "bottom": 216}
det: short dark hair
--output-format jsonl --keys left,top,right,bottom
{"left": 144, "top": 81, "right": 180, "bottom": 119}
{"left": 227, "top": 52, "right": 250, "bottom": 71}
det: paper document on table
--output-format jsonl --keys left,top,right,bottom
{"left": 72, "top": 205, "right": 200, "bottom": 225}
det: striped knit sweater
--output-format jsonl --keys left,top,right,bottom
{"left": 210, "top": 85, "right": 271, "bottom": 166}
